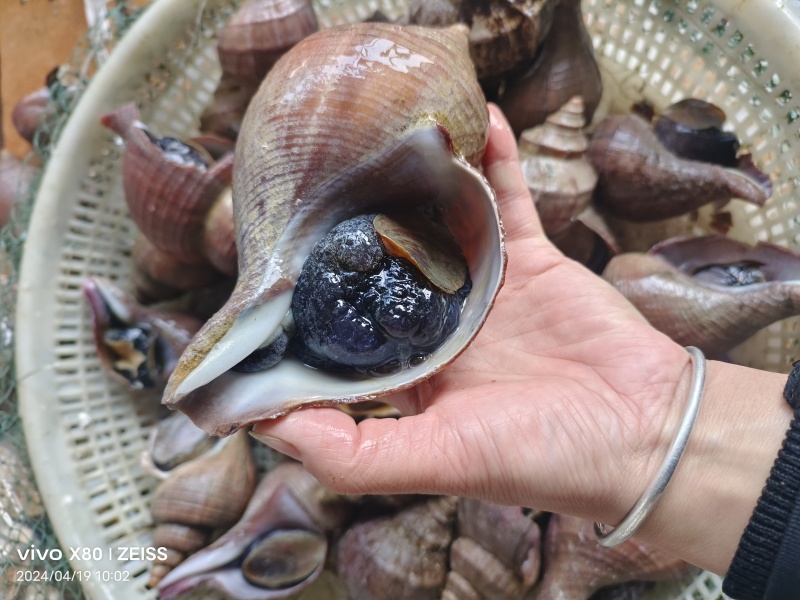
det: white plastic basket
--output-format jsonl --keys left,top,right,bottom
{"left": 15, "top": 0, "right": 800, "bottom": 598}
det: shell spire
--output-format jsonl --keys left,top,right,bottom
{"left": 519, "top": 96, "right": 597, "bottom": 237}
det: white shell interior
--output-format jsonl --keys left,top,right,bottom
{"left": 175, "top": 125, "right": 505, "bottom": 435}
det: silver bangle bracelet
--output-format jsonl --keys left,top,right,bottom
{"left": 594, "top": 345, "right": 706, "bottom": 547}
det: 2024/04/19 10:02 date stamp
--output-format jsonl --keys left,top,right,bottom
{"left": 15, "top": 546, "right": 168, "bottom": 583}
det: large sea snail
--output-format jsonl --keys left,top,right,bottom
{"left": 161, "top": 22, "right": 506, "bottom": 437}
{"left": 604, "top": 236, "right": 800, "bottom": 356}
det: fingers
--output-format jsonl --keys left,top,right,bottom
{"left": 484, "top": 104, "right": 544, "bottom": 241}
{"left": 251, "top": 407, "right": 469, "bottom": 496}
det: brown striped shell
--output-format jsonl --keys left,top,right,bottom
{"left": 147, "top": 431, "right": 257, "bottom": 589}
{"left": 100, "top": 103, "right": 235, "bottom": 268}
{"left": 158, "top": 462, "right": 353, "bottom": 599}
{"left": 218, "top": 0, "right": 319, "bottom": 82}
{"left": 536, "top": 515, "right": 695, "bottom": 600}
{"left": 162, "top": 23, "right": 506, "bottom": 437}
{"left": 604, "top": 236, "right": 800, "bottom": 356}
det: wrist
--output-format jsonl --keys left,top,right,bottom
{"left": 633, "top": 360, "right": 791, "bottom": 573}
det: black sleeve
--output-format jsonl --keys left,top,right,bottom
{"left": 722, "top": 367, "right": 800, "bottom": 600}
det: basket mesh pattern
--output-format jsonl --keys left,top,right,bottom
{"left": 584, "top": 0, "right": 800, "bottom": 374}
{"left": 10, "top": 0, "right": 800, "bottom": 599}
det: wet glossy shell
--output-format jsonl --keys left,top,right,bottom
{"left": 218, "top": 0, "right": 319, "bottom": 82}
{"left": 101, "top": 103, "right": 234, "bottom": 265}
{"left": 163, "top": 23, "right": 506, "bottom": 437}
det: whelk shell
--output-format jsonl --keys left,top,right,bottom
{"left": 500, "top": 0, "right": 602, "bottom": 135}
{"left": 535, "top": 514, "right": 694, "bottom": 600}
{"left": 588, "top": 113, "right": 772, "bottom": 222}
{"left": 604, "top": 236, "right": 800, "bottom": 356}
{"left": 519, "top": 96, "right": 597, "bottom": 237}
{"left": 218, "top": 0, "right": 319, "bottom": 83}
{"left": 147, "top": 431, "right": 257, "bottom": 588}
{"left": 82, "top": 277, "right": 203, "bottom": 389}
{"left": 158, "top": 462, "right": 352, "bottom": 599}
{"left": 100, "top": 103, "right": 236, "bottom": 275}
{"left": 337, "top": 495, "right": 458, "bottom": 600}
{"left": 162, "top": 23, "right": 506, "bottom": 437}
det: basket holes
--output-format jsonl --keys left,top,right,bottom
{"left": 728, "top": 30, "right": 744, "bottom": 48}
{"left": 654, "top": 29, "right": 666, "bottom": 44}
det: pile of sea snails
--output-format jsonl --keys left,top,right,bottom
{"left": 5, "top": 0, "right": 791, "bottom": 597}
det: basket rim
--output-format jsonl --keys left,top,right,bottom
{"left": 15, "top": 1, "right": 232, "bottom": 598}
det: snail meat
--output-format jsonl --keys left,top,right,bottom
{"left": 652, "top": 99, "right": 739, "bottom": 167}
{"left": 161, "top": 23, "right": 506, "bottom": 437}
{"left": 287, "top": 214, "right": 471, "bottom": 376}
{"left": 692, "top": 261, "right": 767, "bottom": 287}
{"left": 82, "top": 277, "right": 202, "bottom": 389}
{"left": 143, "top": 130, "right": 210, "bottom": 170}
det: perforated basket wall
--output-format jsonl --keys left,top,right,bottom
{"left": 14, "top": 0, "right": 800, "bottom": 599}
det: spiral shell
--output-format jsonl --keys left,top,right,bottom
{"left": 536, "top": 514, "right": 695, "bottom": 600}
{"left": 500, "top": 0, "right": 602, "bottom": 135}
{"left": 604, "top": 236, "right": 800, "bottom": 356}
{"left": 158, "top": 462, "right": 353, "bottom": 599}
{"left": 82, "top": 277, "right": 203, "bottom": 389}
{"left": 442, "top": 499, "right": 541, "bottom": 600}
{"left": 409, "top": 0, "right": 554, "bottom": 84}
{"left": 588, "top": 114, "right": 771, "bottom": 222}
{"left": 100, "top": 103, "right": 235, "bottom": 269}
{"left": 218, "top": 0, "right": 319, "bottom": 82}
{"left": 337, "top": 495, "right": 458, "bottom": 600}
{"left": 162, "top": 23, "right": 506, "bottom": 437}
{"left": 147, "top": 430, "right": 256, "bottom": 588}
{"left": 519, "top": 96, "right": 597, "bottom": 237}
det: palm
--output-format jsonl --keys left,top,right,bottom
{"left": 252, "top": 105, "right": 691, "bottom": 523}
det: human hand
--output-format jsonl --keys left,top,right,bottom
{"left": 251, "top": 103, "right": 693, "bottom": 528}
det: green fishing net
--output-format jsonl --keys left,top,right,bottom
{"left": 0, "top": 4, "right": 146, "bottom": 598}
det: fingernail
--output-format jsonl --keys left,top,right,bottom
{"left": 249, "top": 431, "right": 302, "bottom": 461}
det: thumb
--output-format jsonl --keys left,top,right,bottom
{"left": 251, "top": 407, "right": 471, "bottom": 496}
{"left": 484, "top": 103, "right": 543, "bottom": 242}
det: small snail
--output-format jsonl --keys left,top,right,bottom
{"left": 82, "top": 277, "right": 203, "bottom": 389}
{"left": 604, "top": 236, "right": 800, "bottom": 357}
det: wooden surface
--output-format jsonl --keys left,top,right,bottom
{"left": 0, "top": 0, "right": 88, "bottom": 157}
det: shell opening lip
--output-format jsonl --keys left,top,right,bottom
{"left": 650, "top": 236, "right": 800, "bottom": 285}
{"left": 166, "top": 125, "right": 507, "bottom": 434}
{"left": 166, "top": 150, "right": 505, "bottom": 436}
